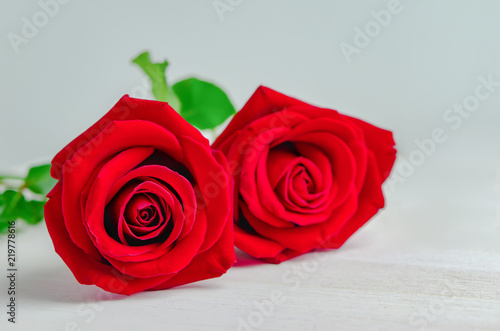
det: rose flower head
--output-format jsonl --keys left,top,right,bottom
{"left": 45, "top": 95, "right": 235, "bottom": 295}
{"left": 213, "top": 86, "right": 396, "bottom": 263}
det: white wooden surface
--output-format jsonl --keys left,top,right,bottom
{"left": 2, "top": 163, "right": 500, "bottom": 331}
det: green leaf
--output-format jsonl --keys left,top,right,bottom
{"left": 0, "top": 190, "right": 26, "bottom": 232}
{"left": 24, "top": 164, "right": 56, "bottom": 195}
{"left": 0, "top": 190, "right": 45, "bottom": 232}
{"left": 0, "top": 190, "right": 24, "bottom": 220}
{"left": 24, "top": 200, "right": 45, "bottom": 225}
{"left": 132, "top": 51, "right": 181, "bottom": 110}
{"left": 172, "top": 78, "right": 236, "bottom": 130}
{"left": 0, "top": 164, "right": 52, "bottom": 233}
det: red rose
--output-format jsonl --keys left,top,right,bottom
{"left": 213, "top": 86, "right": 396, "bottom": 263}
{"left": 45, "top": 95, "right": 235, "bottom": 295}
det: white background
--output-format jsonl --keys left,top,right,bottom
{"left": 1, "top": 0, "right": 500, "bottom": 330}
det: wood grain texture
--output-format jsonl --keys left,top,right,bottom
{"left": 2, "top": 165, "right": 500, "bottom": 331}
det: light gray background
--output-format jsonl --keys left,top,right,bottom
{"left": 2, "top": 1, "right": 500, "bottom": 330}
{"left": 2, "top": 0, "right": 500, "bottom": 171}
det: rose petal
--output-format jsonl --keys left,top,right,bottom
{"left": 346, "top": 116, "right": 397, "bottom": 181}
{"left": 52, "top": 96, "right": 208, "bottom": 179}
{"left": 86, "top": 165, "right": 193, "bottom": 261}
{"left": 240, "top": 189, "right": 358, "bottom": 253}
{"left": 60, "top": 121, "right": 183, "bottom": 260}
{"left": 103, "top": 205, "right": 207, "bottom": 278}
{"left": 322, "top": 150, "right": 385, "bottom": 248}
{"left": 179, "top": 136, "right": 232, "bottom": 254}
{"left": 45, "top": 183, "right": 175, "bottom": 295}
{"left": 213, "top": 86, "right": 311, "bottom": 149}
{"left": 233, "top": 223, "right": 287, "bottom": 260}
{"left": 150, "top": 203, "right": 236, "bottom": 290}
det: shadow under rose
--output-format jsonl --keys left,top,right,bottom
{"left": 233, "top": 248, "right": 265, "bottom": 267}
{"left": 22, "top": 263, "right": 225, "bottom": 304}
{"left": 21, "top": 264, "right": 128, "bottom": 304}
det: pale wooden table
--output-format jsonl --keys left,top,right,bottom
{"left": 2, "top": 164, "right": 500, "bottom": 331}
